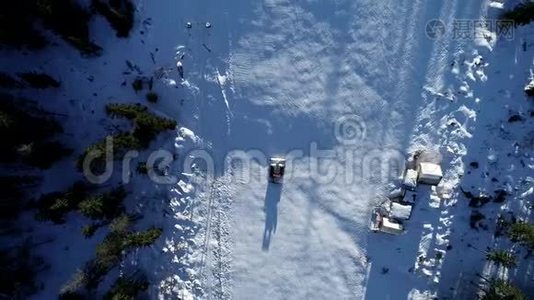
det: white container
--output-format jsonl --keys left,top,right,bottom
{"left": 380, "top": 217, "right": 404, "bottom": 235}
{"left": 403, "top": 169, "right": 418, "bottom": 191}
{"left": 417, "top": 162, "right": 443, "bottom": 185}
{"left": 390, "top": 202, "right": 413, "bottom": 221}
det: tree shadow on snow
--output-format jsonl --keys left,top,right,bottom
{"left": 436, "top": 32, "right": 534, "bottom": 297}
{"left": 262, "top": 182, "right": 282, "bottom": 251}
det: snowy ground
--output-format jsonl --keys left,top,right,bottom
{"left": 4, "top": 0, "right": 533, "bottom": 299}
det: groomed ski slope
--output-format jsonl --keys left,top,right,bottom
{"left": 136, "top": 0, "right": 493, "bottom": 299}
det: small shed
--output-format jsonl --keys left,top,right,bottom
{"left": 390, "top": 202, "right": 413, "bottom": 221}
{"left": 403, "top": 169, "right": 418, "bottom": 191}
{"left": 380, "top": 217, "right": 404, "bottom": 235}
{"left": 388, "top": 186, "right": 406, "bottom": 201}
{"left": 417, "top": 162, "right": 443, "bottom": 185}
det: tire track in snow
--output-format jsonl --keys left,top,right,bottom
{"left": 375, "top": 0, "right": 426, "bottom": 146}
{"left": 197, "top": 176, "right": 234, "bottom": 300}
{"left": 169, "top": 5, "right": 237, "bottom": 297}
{"left": 423, "top": 0, "right": 460, "bottom": 92}
{"left": 392, "top": 0, "right": 425, "bottom": 101}
{"left": 210, "top": 187, "right": 233, "bottom": 300}
{"left": 343, "top": 0, "right": 426, "bottom": 147}
{"left": 410, "top": 0, "right": 464, "bottom": 150}
{"left": 199, "top": 182, "right": 216, "bottom": 281}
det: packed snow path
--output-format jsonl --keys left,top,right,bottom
{"left": 141, "top": 0, "right": 494, "bottom": 299}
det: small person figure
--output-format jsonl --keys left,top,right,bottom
{"left": 176, "top": 61, "right": 184, "bottom": 79}
{"left": 186, "top": 22, "right": 192, "bottom": 29}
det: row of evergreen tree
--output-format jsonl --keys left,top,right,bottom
{"left": 0, "top": 1, "right": 170, "bottom": 298}
{"left": 475, "top": 5, "right": 534, "bottom": 298}
{"left": 0, "top": 0, "right": 135, "bottom": 56}
{"left": 501, "top": 2, "right": 534, "bottom": 26}
{"left": 480, "top": 221, "right": 534, "bottom": 299}
{"left": 0, "top": 92, "right": 171, "bottom": 298}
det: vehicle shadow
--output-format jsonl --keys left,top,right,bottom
{"left": 262, "top": 182, "right": 282, "bottom": 251}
